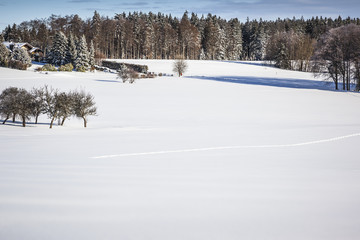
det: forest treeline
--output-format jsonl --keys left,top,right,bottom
{"left": 1, "top": 11, "right": 359, "bottom": 62}
{"left": 1, "top": 11, "right": 360, "bottom": 90}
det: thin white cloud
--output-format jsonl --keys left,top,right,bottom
{"left": 68, "top": 0, "right": 100, "bottom": 3}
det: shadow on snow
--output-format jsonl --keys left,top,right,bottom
{"left": 225, "top": 61, "right": 274, "bottom": 68}
{"left": 186, "top": 75, "right": 335, "bottom": 91}
{"left": 95, "top": 79, "right": 121, "bottom": 83}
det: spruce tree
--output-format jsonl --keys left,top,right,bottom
{"left": 89, "top": 40, "right": 95, "bottom": 67}
{"left": 48, "top": 31, "right": 68, "bottom": 66}
{"left": 216, "top": 27, "right": 227, "bottom": 60}
{"left": 74, "top": 35, "right": 90, "bottom": 71}
{"left": 90, "top": 10, "right": 101, "bottom": 46}
{"left": 228, "top": 18, "right": 242, "bottom": 60}
{"left": 253, "top": 26, "right": 268, "bottom": 60}
{"left": 67, "top": 33, "right": 77, "bottom": 66}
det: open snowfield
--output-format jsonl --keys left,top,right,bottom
{"left": 1, "top": 60, "right": 360, "bottom": 240}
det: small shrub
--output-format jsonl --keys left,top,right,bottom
{"left": 42, "top": 64, "right": 57, "bottom": 71}
{"left": 8, "top": 60, "right": 27, "bottom": 70}
{"left": 129, "top": 70, "right": 139, "bottom": 84}
{"left": 146, "top": 73, "right": 155, "bottom": 78}
{"left": 76, "top": 65, "right": 87, "bottom": 72}
{"left": 34, "top": 66, "right": 43, "bottom": 72}
{"left": 59, "top": 63, "right": 74, "bottom": 72}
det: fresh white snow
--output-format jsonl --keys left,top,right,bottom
{"left": 1, "top": 60, "right": 360, "bottom": 240}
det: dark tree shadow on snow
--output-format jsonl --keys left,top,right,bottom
{"left": 1, "top": 120, "right": 53, "bottom": 127}
{"left": 95, "top": 79, "right": 121, "bottom": 83}
{"left": 225, "top": 61, "right": 274, "bottom": 68}
{"left": 186, "top": 75, "right": 337, "bottom": 91}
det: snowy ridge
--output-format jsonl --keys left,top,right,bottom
{"left": 92, "top": 132, "right": 360, "bottom": 159}
{"left": 1, "top": 60, "right": 360, "bottom": 240}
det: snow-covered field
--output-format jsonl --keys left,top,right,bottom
{"left": 1, "top": 60, "right": 360, "bottom": 240}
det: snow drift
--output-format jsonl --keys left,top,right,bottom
{"left": 1, "top": 60, "right": 360, "bottom": 240}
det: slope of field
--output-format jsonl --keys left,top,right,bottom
{"left": 1, "top": 60, "right": 360, "bottom": 240}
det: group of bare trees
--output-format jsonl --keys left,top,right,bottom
{"left": 265, "top": 30, "right": 314, "bottom": 71}
{"left": 0, "top": 86, "right": 97, "bottom": 128}
{"left": 313, "top": 24, "right": 360, "bottom": 90}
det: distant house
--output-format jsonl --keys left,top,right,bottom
{"left": 3, "top": 41, "right": 44, "bottom": 62}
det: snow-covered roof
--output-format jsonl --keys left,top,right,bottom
{"left": 2, "top": 41, "right": 41, "bottom": 53}
{"left": 29, "top": 47, "right": 42, "bottom": 53}
{"left": 2, "top": 41, "right": 12, "bottom": 48}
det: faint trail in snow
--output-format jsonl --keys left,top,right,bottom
{"left": 91, "top": 133, "right": 360, "bottom": 159}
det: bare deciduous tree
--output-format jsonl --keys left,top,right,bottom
{"left": 56, "top": 91, "right": 75, "bottom": 126}
{"left": 118, "top": 66, "right": 139, "bottom": 83}
{"left": 17, "top": 88, "right": 33, "bottom": 127}
{"left": 30, "top": 87, "right": 46, "bottom": 124}
{"left": 44, "top": 86, "right": 60, "bottom": 129}
{"left": 0, "top": 87, "right": 34, "bottom": 127}
{"left": 173, "top": 57, "right": 188, "bottom": 77}
{"left": 0, "top": 87, "right": 20, "bottom": 124}
{"left": 73, "top": 90, "right": 97, "bottom": 128}
{"left": 118, "top": 66, "right": 130, "bottom": 83}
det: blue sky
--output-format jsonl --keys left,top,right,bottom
{"left": 0, "top": 0, "right": 359, "bottom": 30}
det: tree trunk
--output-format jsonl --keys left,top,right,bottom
{"left": 12, "top": 113, "right": 16, "bottom": 122}
{"left": 61, "top": 116, "right": 66, "bottom": 126}
{"left": 342, "top": 63, "right": 346, "bottom": 90}
{"left": 82, "top": 117, "right": 87, "bottom": 128}
{"left": 50, "top": 116, "right": 56, "bottom": 129}
{"left": 22, "top": 116, "right": 26, "bottom": 127}
{"left": 335, "top": 69, "right": 338, "bottom": 90}
{"left": 2, "top": 115, "right": 9, "bottom": 124}
{"left": 35, "top": 115, "right": 39, "bottom": 124}
{"left": 347, "top": 62, "right": 351, "bottom": 91}
{"left": 335, "top": 78, "right": 338, "bottom": 90}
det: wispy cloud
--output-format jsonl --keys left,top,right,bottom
{"left": 122, "top": 2, "right": 148, "bottom": 6}
{"left": 68, "top": 0, "right": 100, "bottom": 3}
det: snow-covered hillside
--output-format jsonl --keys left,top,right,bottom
{"left": 1, "top": 60, "right": 360, "bottom": 240}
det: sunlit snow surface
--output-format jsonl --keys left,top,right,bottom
{"left": 1, "top": 60, "right": 360, "bottom": 240}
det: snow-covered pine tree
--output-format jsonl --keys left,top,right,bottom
{"left": 227, "top": 18, "right": 242, "bottom": 60}
{"left": 275, "top": 40, "right": 290, "bottom": 69}
{"left": 90, "top": 10, "right": 101, "bottom": 44}
{"left": 11, "top": 48, "right": 31, "bottom": 66}
{"left": 253, "top": 24, "right": 268, "bottom": 60}
{"left": 199, "top": 48, "right": 206, "bottom": 60}
{"left": 89, "top": 40, "right": 95, "bottom": 67}
{"left": 67, "top": 33, "right": 77, "bottom": 66}
{"left": 216, "top": 27, "right": 227, "bottom": 60}
{"left": 48, "top": 31, "right": 68, "bottom": 66}
{"left": 144, "top": 16, "right": 155, "bottom": 59}
{"left": 74, "top": 35, "right": 90, "bottom": 71}
{"left": 203, "top": 15, "right": 219, "bottom": 60}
